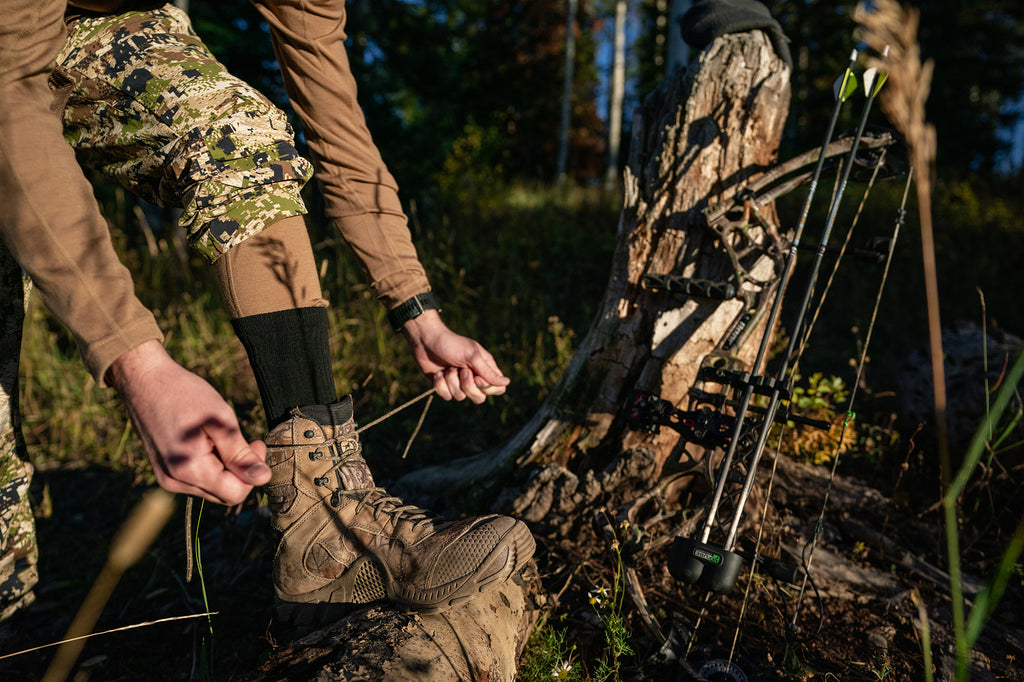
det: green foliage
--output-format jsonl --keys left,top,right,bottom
{"left": 340, "top": 0, "right": 606, "bottom": 194}
{"left": 588, "top": 521, "right": 635, "bottom": 681}
{"left": 193, "top": 500, "right": 216, "bottom": 682}
{"left": 520, "top": 522, "right": 637, "bottom": 682}
{"left": 791, "top": 372, "right": 849, "bottom": 413}
{"left": 520, "top": 615, "right": 584, "bottom": 682}
{"left": 434, "top": 121, "right": 509, "bottom": 205}
{"left": 780, "top": 373, "right": 855, "bottom": 466}
{"left": 939, "top": 344, "right": 1024, "bottom": 681}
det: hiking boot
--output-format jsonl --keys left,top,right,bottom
{"left": 263, "top": 396, "right": 535, "bottom": 622}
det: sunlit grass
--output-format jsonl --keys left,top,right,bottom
{"left": 18, "top": 183, "right": 621, "bottom": 480}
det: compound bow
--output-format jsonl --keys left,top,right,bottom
{"left": 613, "top": 44, "right": 913, "bottom": 677}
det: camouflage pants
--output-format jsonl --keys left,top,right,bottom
{"left": 58, "top": 3, "right": 314, "bottom": 261}
{"left": 0, "top": 245, "right": 37, "bottom": 622}
{"left": 0, "top": 3, "right": 317, "bottom": 621}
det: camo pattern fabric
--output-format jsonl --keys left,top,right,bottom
{"left": 57, "top": 4, "right": 314, "bottom": 261}
{"left": 0, "top": 244, "right": 38, "bottom": 622}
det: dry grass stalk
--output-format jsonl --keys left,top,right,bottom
{"left": 855, "top": 0, "right": 937, "bottom": 175}
{"left": 854, "top": 0, "right": 946, "bottom": 489}
{"left": 853, "top": 0, "right": 948, "bottom": 474}
{"left": 42, "top": 489, "right": 177, "bottom": 682}
{"left": 856, "top": 4, "right": 972, "bottom": 678}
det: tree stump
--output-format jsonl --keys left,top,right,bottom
{"left": 249, "top": 567, "right": 541, "bottom": 682}
{"left": 397, "top": 29, "right": 790, "bottom": 506}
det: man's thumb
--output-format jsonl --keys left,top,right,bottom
{"left": 214, "top": 429, "right": 270, "bottom": 485}
{"left": 238, "top": 440, "right": 270, "bottom": 484}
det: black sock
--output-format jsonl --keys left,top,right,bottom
{"left": 231, "top": 307, "right": 338, "bottom": 427}
{"left": 300, "top": 397, "right": 353, "bottom": 427}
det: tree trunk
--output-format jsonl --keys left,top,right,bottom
{"left": 398, "top": 30, "right": 790, "bottom": 506}
{"left": 603, "top": 0, "right": 627, "bottom": 192}
{"left": 556, "top": 0, "right": 578, "bottom": 185}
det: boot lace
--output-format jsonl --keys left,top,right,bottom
{"left": 310, "top": 435, "right": 436, "bottom": 531}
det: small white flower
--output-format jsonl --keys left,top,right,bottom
{"left": 551, "top": 660, "right": 573, "bottom": 679}
{"left": 588, "top": 586, "right": 610, "bottom": 606}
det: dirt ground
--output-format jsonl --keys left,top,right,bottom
{"left": 0, "top": 429, "right": 1021, "bottom": 681}
{"left": 517, "top": 447, "right": 1023, "bottom": 681}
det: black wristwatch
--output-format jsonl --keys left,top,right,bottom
{"left": 387, "top": 292, "right": 442, "bottom": 332}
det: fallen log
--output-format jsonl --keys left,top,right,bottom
{"left": 249, "top": 567, "right": 540, "bottom": 682}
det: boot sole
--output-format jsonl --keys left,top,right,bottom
{"left": 275, "top": 519, "right": 535, "bottom": 623}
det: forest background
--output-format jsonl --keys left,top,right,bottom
{"left": 5, "top": 1, "right": 1024, "bottom": 680}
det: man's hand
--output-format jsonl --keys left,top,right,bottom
{"left": 108, "top": 340, "right": 270, "bottom": 505}
{"left": 400, "top": 310, "right": 510, "bottom": 403}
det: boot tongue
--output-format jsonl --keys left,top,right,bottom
{"left": 338, "top": 458, "right": 374, "bottom": 490}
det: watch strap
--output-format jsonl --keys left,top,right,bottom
{"left": 387, "top": 292, "right": 441, "bottom": 332}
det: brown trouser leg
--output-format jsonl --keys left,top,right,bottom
{"left": 215, "top": 215, "right": 328, "bottom": 318}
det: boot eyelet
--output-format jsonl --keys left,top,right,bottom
{"left": 309, "top": 450, "right": 323, "bottom": 461}
{"left": 314, "top": 476, "right": 329, "bottom": 487}
{"left": 304, "top": 429, "right": 316, "bottom": 438}
{"left": 330, "top": 491, "right": 341, "bottom": 508}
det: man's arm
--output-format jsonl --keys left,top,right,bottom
{"left": 253, "top": 0, "right": 511, "bottom": 400}
{"left": 0, "top": 0, "right": 163, "bottom": 384}
{"left": 66, "top": 1, "right": 131, "bottom": 11}
{"left": 251, "top": 0, "right": 431, "bottom": 310}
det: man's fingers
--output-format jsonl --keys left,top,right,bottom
{"left": 446, "top": 368, "right": 467, "bottom": 401}
{"left": 160, "top": 424, "right": 268, "bottom": 505}
{"left": 228, "top": 440, "right": 270, "bottom": 485}
{"left": 433, "top": 368, "right": 467, "bottom": 401}
{"left": 155, "top": 465, "right": 252, "bottom": 506}
{"left": 431, "top": 368, "right": 506, "bottom": 403}
{"left": 467, "top": 350, "right": 510, "bottom": 389}
{"left": 478, "top": 382, "right": 507, "bottom": 397}
{"left": 459, "top": 368, "right": 488, "bottom": 404}
{"left": 433, "top": 371, "right": 453, "bottom": 400}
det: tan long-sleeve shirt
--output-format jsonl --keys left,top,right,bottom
{"left": 0, "top": 0, "right": 429, "bottom": 385}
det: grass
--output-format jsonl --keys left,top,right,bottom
{"left": 519, "top": 615, "right": 583, "bottom": 682}
{"left": 18, "top": 181, "right": 620, "bottom": 483}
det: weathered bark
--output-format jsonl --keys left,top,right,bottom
{"left": 397, "top": 30, "right": 790, "bottom": 504}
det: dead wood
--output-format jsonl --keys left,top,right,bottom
{"left": 396, "top": 30, "right": 791, "bottom": 511}
{"left": 249, "top": 567, "right": 541, "bottom": 682}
